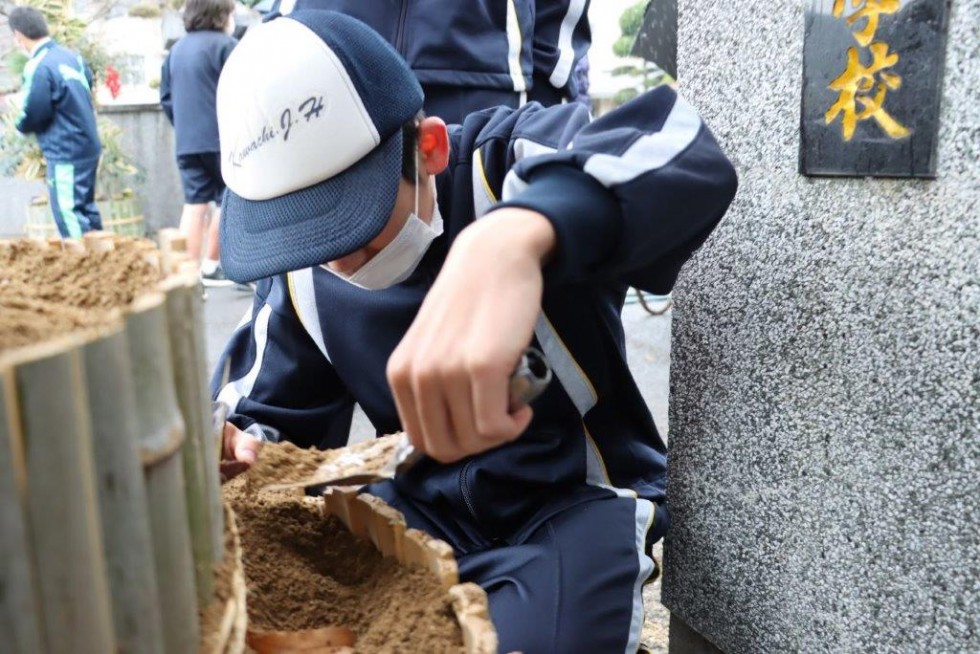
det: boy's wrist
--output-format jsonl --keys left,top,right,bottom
{"left": 478, "top": 207, "right": 557, "bottom": 266}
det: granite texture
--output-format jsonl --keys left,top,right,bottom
{"left": 662, "top": 1, "right": 979, "bottom": 652}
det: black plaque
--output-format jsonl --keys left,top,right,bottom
{"left": 800, "top": 0, "right": 950, "bottom": 178}
{"left": 632, "top": 0, "right": 678, "bottom": 80}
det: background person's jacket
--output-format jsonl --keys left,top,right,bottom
{"left": 15, "top": 40, "right": 100, "bottom": 163}
{"left": 270, "top": 0, "right": 591, "bottom": 101}
{"left": 160, "top": 31, "right": 237, "bottom": 156}
{"left": 212, "top": 86, "right": 738, "bottom": 542}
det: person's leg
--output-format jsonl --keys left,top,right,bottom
{"left": 177, "top": 153, "right": 214, "bottom": 260}
{"left": 459, "top": 490, "right": 658, "bottom": 654}
{"left": 369, "top": 481, "right": 659, "bottom": 654}
{"left": 198, "top": 152, "right": 235, "bottom": 286}
{"left": 73, "top": 156, "right": 102, "bottom": 232}
{"left": 180, "top": 202, "right": 210, "bottom": 260}
{"left": 48, "top": 162, "right": 88, "bottom": 238}
{"left": 527, "top": 74, "right": 566, "bottom": 107}
{"left": 199, "top": 204, "right": 234, "bottom": 286}
{"left": 205, "top": 204, "right": 221, "bottom": 261}
{"left": 45, "top": 164, "right": 71, "bottom": 238}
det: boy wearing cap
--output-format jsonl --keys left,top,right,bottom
{"left": 213, "top": 10, "right": 737, "bottom": 653}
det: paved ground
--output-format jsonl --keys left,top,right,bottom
{"left": 202, "top": 285, "right": 673, "bottom": 650}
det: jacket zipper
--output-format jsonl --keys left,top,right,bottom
{"left": 458, "top": 461, "right": 480, "bottom": 523}
{"left": 395, "top": 0, "right": 409, "bottom": 56}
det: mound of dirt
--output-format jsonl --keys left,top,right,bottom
{"left": 224, "top": 475, "right": 464, "bottom": 653}
{"left": 0, "top": 238, "right": 162, "bottom": 350}
{"left": 245, "top": 436, "right": 402, "bottom": 492}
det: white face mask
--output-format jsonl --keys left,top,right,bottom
{"left": 322, "top": 179, "right": 443, "bottom": 290}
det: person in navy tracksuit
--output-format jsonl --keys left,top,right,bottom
{"left": 10, "top": 6, "right": 102, "bottom": 239}
{"left": 267, "top": 0, "right": 591, "bottom": 123}
{"left": 160, "top": 0, "right": 237, "bottom": 285}
{"left": 212, "top": 11, "right": 737, "bottom": 652}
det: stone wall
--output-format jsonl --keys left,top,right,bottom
{"left": 101, "top": 103, "right": 182, "bottom": 235}
{"left": 663, "top": 1, "right": 978, "bottom": 653}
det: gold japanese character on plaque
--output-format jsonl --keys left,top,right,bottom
{"left": 825, "top": 43, "right": 911, "bottom": 141}
{"left": 833, "top": 0, "right": 902, "bottom": 46}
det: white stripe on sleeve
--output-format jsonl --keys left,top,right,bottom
{"left": 583, "top": 95, "right": 703, "bottom": 187}
{"left": 217, "top": 302, "right": 273, "bottom": 411}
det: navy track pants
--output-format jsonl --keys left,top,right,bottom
{"left": 46, "top": 156, "right": 102, "bottom": 238}
{"left": 367, "top": 482, "right": 661, "bottom": 654}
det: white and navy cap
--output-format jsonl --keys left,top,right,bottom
{"left": 217, "top": 10, "right": 424, "bottom": 283}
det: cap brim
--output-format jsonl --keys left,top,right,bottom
{"left": 220, "top": 131, "right": 402, "bottom": 283}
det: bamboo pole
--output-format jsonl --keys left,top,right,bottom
{"left": 126, "top": 293, "right": 200, "bottom": 653}
{"left": 212, "top": 504, "right": 248, "bottom": 654}
{"left": 159, "top": 230, "right": 224, "bottom": 565}
{"left": 158, "top": 228, "right": 188, "bottom": 277}
{"left": 0, "top": 368, "right": 45, "bottom": 654}
{"left": 0, "top": 335, "right": 116, "bottom": 653}
{"left": 161, "top": 273, "right": 217, "bottom": 604}
{"left": 82, "top": 323, "right": 166, "bottom": 654}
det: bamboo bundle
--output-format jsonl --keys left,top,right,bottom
{"left": 126, "top": 293, "right": 200, "bottom": 653}
{"left": 0, "top": 369, "right": 44, "bottom": 653}
{"left": 2, "top": 234, "right": 241, "bottom": 652}
{"left": 0, "top": 335, "right": 116, "bottom": 653}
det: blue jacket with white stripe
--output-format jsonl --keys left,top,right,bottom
{"left": 213, "top": 86, "right": 737, "bottom": 539}
{"left": 269, "top": 0, "right": 590, "bottom": 100}
{"left": 15, "top": 40, "right": 101, "bottom": 163}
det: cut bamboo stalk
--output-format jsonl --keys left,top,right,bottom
{"left": 1, "top": 334, "right": 116, "bottom": 653}
{"left": 347, "top": 494, "right": 375, "bottom": 539}
{"left": 158, "top": 228, "right": 188, "bottom": 276}
{"left": 214, "top": 503, "right": 247, "bottom": 654}
{"left": 403, "top": 528, "right": 433, "bottom": 568}
{"left": 82, "top": 323, "right": 166, "bottom": 653}
{"left": 82, "top": 231, "right": 116, "bottom": 253}
{"left": 247, "top": 627, "right": 356, "bottom": 652}
{"left": 426, "top": 538, "right": 460, "bottom": 591}
{"left": 322, "top": 488, "right": 353, "bottom": 531}
{"left": 449, "top": 583, "right": 499, "bottom": 654}
{"left": 359, "top": 494, "right": 405, "bottom": 559}
{"left": 161, "top": 274, "right": 217, "bottom": 603}
{"left": 175, "top": 270, "right": 224, "bottom": 562}
{"left": 126, "top": 293, "right": 200, "bottom": 653}
{"left": 45, "top": 236, "right": 85, "bottom": 252}
{"left": 0, "top": 368, "right": 45, "bottom": 654}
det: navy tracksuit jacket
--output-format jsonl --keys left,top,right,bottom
{"left": 15, "top": 40, "right": 102, "bottom": 238}
{"left": 269, "top": 0, "right": 591, "bottom": 120}
{"left": 213, "top": 87, "right": 738, "bottom": 652}
{"left": 160, "top": 31, "right": 237, "bottom": 156}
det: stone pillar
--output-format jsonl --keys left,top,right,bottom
{"left": 663, "top": 2, "right": 978, "bottom": 653}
